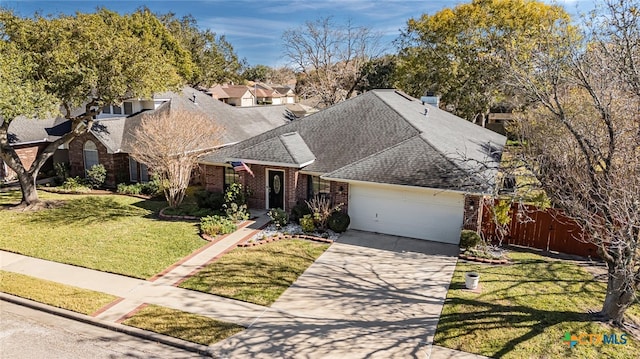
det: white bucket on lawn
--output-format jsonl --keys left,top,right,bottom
{"left": 465, "top": 272, "right": 479, "bottom": 290}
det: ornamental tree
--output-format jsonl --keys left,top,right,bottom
{"left": 128, "top": 110, "right": 223, "bottom": 208}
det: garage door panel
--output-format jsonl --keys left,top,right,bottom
{"left": 348, "top": 184, "right": 464, "bottom": 244}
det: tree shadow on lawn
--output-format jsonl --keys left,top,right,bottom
{"left": 26, "top": 196, "right": 150, "bottom": 225}
{"left": 436, "top": 296, "right": 595, "bottom": 358}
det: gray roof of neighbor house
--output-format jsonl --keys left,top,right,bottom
{"left": 7, "top": 116, "right": 71, "bottom": 145}
{"left": 90, "top": 86, "right": 290, "bottom": 154}
{"left": 201, "top": 89, "right": 507, "bottom": 193}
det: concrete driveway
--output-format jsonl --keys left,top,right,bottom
{"left": 211, "top": 230, "right": 460, "bottom": 359}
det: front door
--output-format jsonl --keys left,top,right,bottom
{"left": 267, "top": 170, "right": 285, "bottom": 209}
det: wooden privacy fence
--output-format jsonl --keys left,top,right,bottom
{"left": 481, "top": 203, "right": 600, "bottom": 258}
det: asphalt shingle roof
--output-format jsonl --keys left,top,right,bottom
{"left": 228, "top": 132, "right": 315, "bottom": 167}
{"left": 201, "top": 89, "right": 506, "bottom": 194}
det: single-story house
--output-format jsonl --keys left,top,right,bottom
{"left": 199, "top": 89, "right": 506, "bottom": 244}
{"left": 67, "top": 86, "right": 291, "bottom": 187}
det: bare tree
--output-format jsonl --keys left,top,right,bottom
{"left": 282, "top": 17, "right": 382, "bottom": 108}
{"left": 505, "top": 0, "right": 640, "bottom": 326}
{"left": 129, "top": 110, "right": 223, "bottom": 208}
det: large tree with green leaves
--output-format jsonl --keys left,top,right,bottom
{"left": 396, "top": 0, "right": 571, "bottom": 123}
{"left": 505, "top": 0, "right": 639, "bottom": 326}
{"left": 0, "top": 8, "right": 191, "bottom": 206}
{"left": 160, "top": 13, "right": 242, "bottom": 87}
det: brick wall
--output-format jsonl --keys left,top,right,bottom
{"left": 2, "top": 143, "right": 49, "bottom": 180}
{"left": 463, "top": 194, "right": 485, "bottom": 232}
{"left": 202, "top": 164, "right": 224, "bottom": 193}
{"left": 331, "top": 181, "right": 349, "bottom": 212}
{"left": 201, "top": 164, "right": 351, "bottom": 213}
{"left": 68, "top": 134, "right": 129, "bottom": 188}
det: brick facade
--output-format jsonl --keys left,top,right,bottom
{"left": 69, "top": 133, "right": 129, "bottom": 188}
{"left": 463, "top": 194, "right": 485, "bottom": 232}
{"left": 201, "top": 163, "right": 351, "bottom": 212}
{"left": 1, "top": 143, "right": 52, "bottom": 180}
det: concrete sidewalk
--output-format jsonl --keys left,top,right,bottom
{"left": 1, "top": 211, "right": 274, "bottom": 328}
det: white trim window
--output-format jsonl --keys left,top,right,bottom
{"left": 83, "top": 141, "right": 99, "bottom": 172}
{"left": 129, "top": 157, "right": 138, "bottom": 182}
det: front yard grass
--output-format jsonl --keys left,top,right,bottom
{"left": 122, "top": 304, "right": 244, "bottom": 345}
{"left": 0, "top": 190, "right": 207, "bottom": 279}
{"left": 180, "top": 239, "right": 329, "bottom": 306}
{"left": 0, "top": 270, "right": 117, "bottom": 315}
{"left": 434, "top": 251, "right": 640, "bottom": 359}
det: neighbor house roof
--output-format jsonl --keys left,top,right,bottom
{"left": 200, "top": 89, "right": 506, "bottom": 194}
{"left": 6, "top": 103, "right": 88, "bottom": 146}
{"left": 7, "top": 116, "right": 72, "bottom": 145}
{"left": 85, "top": 86, "right": 289, "bottom": 154}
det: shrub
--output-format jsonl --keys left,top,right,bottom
{"left": 328, "top": 211, "right": 350, "bottom": 233}
{"left": 117, "top": 183, "right": 142, "bottom": 195}
{"left": 195, "top": 189, "right": 225, "bottom": 211}
{"left": 267, "top": 208, "right": 289, "bottom": 228}
{"left": 53, "top": 162, "right": 69, "bottom": 185}
{"left": 460, "top": 230, "right": 482, "bottom": 248}
{"left": 223, "top": 183, "right": 250, "bottom": 222}
{"left": 300, "top": 214, "right": 315, "bottom": 233}
{"left": 200, "top": 215, "right": 237, "bottom": 236}
{"left": 141, "top": 175, "right": 162, "bottom": 196}
{"left": 290, "top": 201, "right": 312, "bottom": 224}
{"left": 306, "top": 195, "right": 343, "bottom": 231}
{"left": 86, "top": 164, "right": 106, "bottom": 188}
{"left": 60, "top": 177, "right": 91, "bottom": 193}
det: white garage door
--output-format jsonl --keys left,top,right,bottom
{"left": 348, "top": 183, "right": 464, "bottom": 244}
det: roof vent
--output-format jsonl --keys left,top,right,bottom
{"left": 424, "top": 108, "right": 429, "bottom": 116}
{"left": 421, "top": 94, "right": 440, "bottom": 107}
{"left": 191, "top": 93, "right": 198, "bottom": 104}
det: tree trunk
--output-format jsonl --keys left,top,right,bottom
{"left": 17, "top": 171, "right": 39, "bottom": 205}
{"left": 600, "top": 262, "right": 636, "bottom": 325}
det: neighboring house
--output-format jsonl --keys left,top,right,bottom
{"left": 199, "top": 90, "right": 506, "bottom": 244}
{"left": 2, "top": 115, "right": 73, "bottom": 182}
{"left": 208, "top": 85, "right": 255, "bottom": 107}
{"left": 272, "top": 85, "right": 296, "bottom": 104}
{"left": 67, "top": 86, "right": 291, "bottom": 187}
{"left": 207, "top": 83, "right": 297, "bottom": 107}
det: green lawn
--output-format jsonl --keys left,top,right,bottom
{"left": 434, "top": 251, "right": 640, "bottom": 358}
{"left": 0, "top": 270, "right": 118, "bottom": 315}
{"left": 122, "top": 304, "right": 244, "bottom": 345}
{"left": 0, "top": 190, "right": 207, "bottom": 279}
{"left": 180, "top": 239, "right": 329, "bottom": 306}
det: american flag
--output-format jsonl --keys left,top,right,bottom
{"left": 231, "top": 161, "right": 255, "bottom": 177}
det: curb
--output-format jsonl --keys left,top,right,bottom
{"left": 0, "top": 293, "right": 214, "bottom": 357}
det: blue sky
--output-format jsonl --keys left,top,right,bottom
{"left": 1, "top": 0, "right": 596, "bottom": 67}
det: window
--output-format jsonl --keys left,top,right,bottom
{"left": 307, "top": 175, "right": 330, "bottom": 199}
{"left": 140, "top": 163, "right": 149, "bottom": 183}
{"left": 224, "top": 167, "right": 239, "bottom": 190}
{"left": 129, "top": 157, "right": 138, "bottom": 182}
{"left": 124, "top": 102, "right": 133, "bottom": 115}
{"left": 113, "top": 105, "right": 122, "bottom": 115}
{"left": 102, "top": 105, "right": 111, "bottom": 114}
{"left": 83, "top": 141, "right": 99, "bottom": 172}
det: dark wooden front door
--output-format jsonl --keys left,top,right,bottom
{"left": 267, "top": 170, "right": 285, "bottom": 209}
